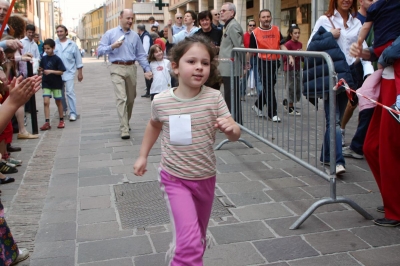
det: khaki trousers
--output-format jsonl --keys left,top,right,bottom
{"left": 109, "top": 64, "right": 137, "bottom": 133}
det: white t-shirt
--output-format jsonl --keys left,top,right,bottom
{"left": 150, "top": 59, "right": 171, "bottom": 94}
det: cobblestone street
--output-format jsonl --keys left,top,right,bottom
{"left": 3, "top": 57, "right": 400, "bottom": 266}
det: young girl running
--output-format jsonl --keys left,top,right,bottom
{"left": 283, "top": 24, "right": 303, "bottom": 116}
{"left": 148, "top": 44, "right": 171, "bottom": 101}
{"left": 133, "top": 35, "right": 240, "bottom": 266}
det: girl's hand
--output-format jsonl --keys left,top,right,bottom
{"left": 215, "top": 117, "right": 235, "bottom": 135}
{"left": 289, "top": 56, "right": 294, "bottom": 66}
{"left": 133, "top": 156, "right": 148, "bottom": 176}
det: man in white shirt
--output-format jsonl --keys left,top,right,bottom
{"left": 171, "top": 13, "right": 186, "bottom": 34}
{"left": 20, "top": 24, "right": 40, "bottom": 59}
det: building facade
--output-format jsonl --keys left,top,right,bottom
{"left": 80, "top": 6, "right": 106, "bottom": 55}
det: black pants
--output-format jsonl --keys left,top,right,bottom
{"left": 254, "top": 60, "right": 280, "bottom": 118}
{"left": 222, "top": 76, "right": 242, "bottom": 125}
{"left": 145, "top": 78, "right": 153, "bottom": 95}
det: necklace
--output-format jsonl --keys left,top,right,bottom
{"left": 155, "top": 59, "right": 170, "bottom": 87}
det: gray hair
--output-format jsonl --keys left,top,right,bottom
{"left": 223, "top": 2, "right": 236, "bottom": 16}
{"left": 137, "top": 24, "right": 145, "bottom": 31}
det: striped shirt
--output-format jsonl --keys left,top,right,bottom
{"left": 151, "top": 86, "right": 231, "bottom": 180}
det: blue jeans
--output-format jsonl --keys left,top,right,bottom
{"left": 350, "top": 107, "right": 375, "bottom": 155}
{"left": 250, "top": 56, "right": 263, "bottom": 94}
{"left": 320, "top": 92, "right": 348, "bottom": 166}
{"left": 61, "top": 79, "right": 77, "bottom": 115}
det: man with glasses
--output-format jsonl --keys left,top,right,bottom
{"left": 211, "top": 9, "right": 223, "bottom": 30}
{"left": 218, "top": 2, "right": 243, "bottom": 124}
{"left": 172, "top": 13, "right": 186, "bottom": 35}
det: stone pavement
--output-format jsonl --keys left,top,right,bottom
{"left": 3, "top": 57, "right": 400, "bottom": 266}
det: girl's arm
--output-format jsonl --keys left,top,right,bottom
{"left": 133, "top": 119, "right": 163, "bottom": 176}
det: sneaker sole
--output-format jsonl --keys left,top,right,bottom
{"left": 373, "top": 220, "right": 400, "bottom": 227}
{"left": 343, "top": 153, "right": 364, "bottom": 159}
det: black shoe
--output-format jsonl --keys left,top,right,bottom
{"left": 388, "top": 104, "right": 400, "bottom": 123}
{"left": 0, "top": 177, "right": 15, "bottom": 184}
{"left": 374, "top": 218, "right": 400, "bottom": 227}
{"left": 376, "top": 206, "right": 385, "bottom": 213}
{"left": 282, "top": 99, "right": 287, "bottom": 106}
{"left": 7, "top": 144, "right": 21, "bottom": 152}
{"left": 141, "top": 94, "right": 150, "bottom": 98}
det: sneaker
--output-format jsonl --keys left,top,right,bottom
{"left": 40, "top": 122, "right": 51, "bottom": 131}
{"left": 336, "top": 164, "right": 346, "bottom": 175}
{"left": 374, "top": 218, "right": 400, "bottom": 227}
{"left": 247, "top": 89, "right": 255, "bottom": 96}
{"left": 57, "top": 120, "right": 65, "bottom": 128}
{"left": 252, "top": 106, "right": 264, "bottom": 117}
{"left": 388, "top": 104, "right": 400, "bottom": 123}
{"left": 121, "top": 132, "right": 130, "bottom": 140}
{"left": 6, "top": 158, "right": 22, "bottom": 166}
{"left": 376, "top": 206, "right": 385, "bottom": 213}
{"left": 269, "top": 115, "right": 281, "bottom": 122}
{"left": 10, "top": 248, "right": 29, "bottom": 265}
{"left": 69, "top": 113, "right": 77, "bottom": 121}
{"left": 288, "top": 107, "right": 301, "bottom": 116}
{"left": 342, "top": 146, "right": 364, "bottom": 159}
{"left": 340, "top": 129, "right": 345, "bottom": 147}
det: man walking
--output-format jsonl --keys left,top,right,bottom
{"left": 250, "top": 9, "right": 292, "bottom": 122}
{"left": 98, "top": 9, "right": 152, "bottom": 140}
{"left": 218, "top": 2, "right": 243, "bottom": 124}
{"left": 54, "top": 25, "right": 83, "bottom": 121}
{"left": 137, "top": 24, "right": 152, "bottom": 98}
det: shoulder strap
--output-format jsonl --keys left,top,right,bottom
{"left": 327, "top": 16, "right": 335, "bottom": 29}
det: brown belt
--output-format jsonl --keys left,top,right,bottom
{"left": 111, "top": 60, "right": 136, "bottom": 65}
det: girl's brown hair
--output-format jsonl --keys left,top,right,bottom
{"left": 170, "top": 35, "right": 219, "bottom": 86}
{"left": 324, "top": 0, "right": 358, "bottom": 18}
{"left": 147, "top": 44, "right": 163, "bottom": 62}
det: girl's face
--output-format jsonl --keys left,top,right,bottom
{"left": 173, "top": 43, "right": 210, "bottom": 90}
{"left": 154, "top": 48, "right": 164, "bottom": 61}
{"left": 291, "top": 29, "right": 300, "bottom": 42}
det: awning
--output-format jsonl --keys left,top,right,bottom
{"left": 135, "top": 14, "right": 164, "bottom": 21}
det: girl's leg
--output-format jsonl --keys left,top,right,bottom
{"left": 192, "top": 176, "right": 216, "bottom": 254}
{"left": 159, "top": 169, "right": 204, "bottom": 266}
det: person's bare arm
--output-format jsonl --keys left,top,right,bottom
{"left": 133, "top": 119, "right": 162, "bottom": 176}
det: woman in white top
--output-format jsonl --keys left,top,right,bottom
{"left": 307, "top": 0, "right": 373, "bottom": 175}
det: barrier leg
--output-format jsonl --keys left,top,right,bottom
{"left": 290, "top": 196, "right": 374, "bottom": 230}
{"left": 214, "top": 137, "right": 253, "bottom": 150}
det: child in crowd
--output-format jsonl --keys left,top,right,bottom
{"left": 38, "top": 39, "right": 66, "bottom": 130}
{"left": 148, "top": 44, "right": 171, "bottom": 101}
{"left": 283, "top": 24, "right": 302, "bottom": 116}
{"left": 355, "top": 0, "right": 400, "bottom": 121}
{"left": 133, "top": 35, "right": 240, "bottom": 266}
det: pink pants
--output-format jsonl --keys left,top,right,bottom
{"left": 159, "top": 168, "right": 216, "bottom": 266}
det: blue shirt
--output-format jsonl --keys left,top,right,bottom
{"left": 52, "top": 39, "right": 83, "bottom": 81}
{"left": 97, "top": 26, "right": 150, "bottom": 72}
{"left": 171, "top": 24, "right": 186, "bottom": 35}
{"left": 366, "top": 0, "right": 400, "bottom": 48}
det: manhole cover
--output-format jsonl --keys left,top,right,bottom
{"left": 114, "top": 181, "right": 232, "bottom": 229}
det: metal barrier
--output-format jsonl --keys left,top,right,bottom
{"left": 216, "top": 48, "right": 373, "bottom": 229}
